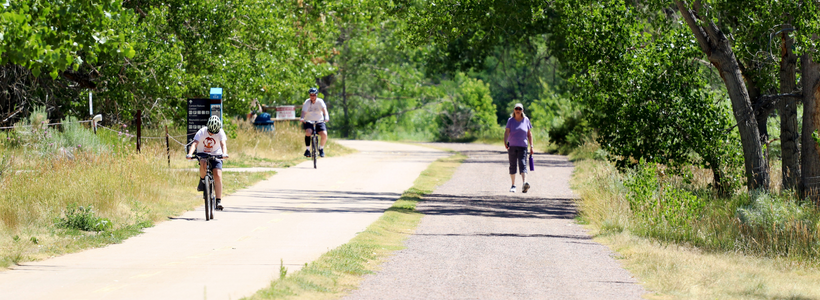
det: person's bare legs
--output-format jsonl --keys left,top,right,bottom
{"left": 319, "top": 131, "right": 328, "bottom": 148}
{"left": 213, "top": 168, "right": 223, "bottom": 199}
{"left": 510, "top": 174, "right": 516, "bottom": 186}
{"left": 521, "top": 172, "right": 527, "bottom": 184}
{"left": 199, "top": 160, "right": 207, "bottom": 179}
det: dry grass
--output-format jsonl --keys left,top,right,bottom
{"left": 602, "top": 231, "right": 820, "bottom": 299}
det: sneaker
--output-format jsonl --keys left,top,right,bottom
{"left": 522, "top": 182, "right": 531, "bottom": 193}
{"left": 197, "top": 179, "right": 205, "bottom": 191}
{"left": 509, "top": 185, "right": 516, "bottom": 193}
{"left": 216, "top": 199, "right": 223, "bottom": 211}
{"left": 304, "top": 149, "right": 311, "bottom": 157}
{"left": 319, "top": 148, "right": 325, "bottom": 157}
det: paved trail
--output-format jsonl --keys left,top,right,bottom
{"left": 345, "top": 143, "right": 648, "bottom": 300}
{"left": 0, "top": 141, "right": 447, "bottom": 300}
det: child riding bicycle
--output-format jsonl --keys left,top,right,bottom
{"left": 187, "top": 116, "right": 229, "bottom": 210}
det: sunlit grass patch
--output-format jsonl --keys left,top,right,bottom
{"left": 600, "top": 231, "right": 820, "bottom": 299}
{"left": 244, "top": 153, "right": 466, "bottom": 300}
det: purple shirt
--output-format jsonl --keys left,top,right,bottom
{"left": 506, "top": 116, "right": 532, "bottom": 147}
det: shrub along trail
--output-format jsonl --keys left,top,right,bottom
{"left": 345, "top": 143, "right": 648, "bottom": 300}
{"left": 0, "top": 140, "right": 448, "bottom": 300}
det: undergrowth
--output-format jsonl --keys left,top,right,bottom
{"left": 571, "top": 142, "right": 820, "bottom": 263}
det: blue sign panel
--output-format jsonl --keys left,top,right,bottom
{"left": 210, "top": 88, "right": 223, "bottom": 99}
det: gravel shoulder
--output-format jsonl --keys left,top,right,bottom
{"left": 344, "top": 143, "right": 648, "bottom": 300}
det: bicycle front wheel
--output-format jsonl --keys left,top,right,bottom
{"left": 204, "top": 176, "right": 212, "bottom": 221}
{"left": 209, "top": 179, "right": 216, "bottom": 219}
{"left": 312, "top": 135, "right": 318, "bottom": 169}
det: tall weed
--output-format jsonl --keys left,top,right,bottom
{"left": 736, "top": 192, "right": 820, "bottom": 257}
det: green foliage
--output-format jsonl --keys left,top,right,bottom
{"left": 552, "top": 0, "right": 744, "bottom": 191}
{"left": 624, "top": 160, "right": 706, "bottom": 232}
{"left": 436, "top": 73, "right": 498, "bottom": 141}
{"left": 55, "top": 204, "right": 113, "bottom": 232}
{"left": 0, "top": 0, "right": 136, "bottom": 78}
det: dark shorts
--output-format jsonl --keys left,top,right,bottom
{"left": 508, "top": 146, "right": 528, "bottom": 174}
{"left": 201, "top": 158, "right": 223, "bottom": 170}
{"left": 302, "top": 122, "right": 327, "bottom": 132}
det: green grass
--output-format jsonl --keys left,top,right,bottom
{"left": 243, "top": 153, "right": 466, "bottom": 300}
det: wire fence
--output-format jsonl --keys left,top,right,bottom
{"left": 2, "top": 116, "right": 200, "bottom": 166}
{"left": 0, "top": 119, "right": 93, "bottom": 130}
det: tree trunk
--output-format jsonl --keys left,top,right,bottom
{"left": 342, "top": 64, "right": 350, "bottom": 138}
{"left": 779, "top": 31, "right": 800, "bottom": 191}
{"left": 675, "top": 0, "right": 769, "bottom": 190}
{"left": 801, "top": 53, "right": 820, "bottom": 202}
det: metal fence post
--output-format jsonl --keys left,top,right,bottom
{"left": 165, "top": 125, "right": 171, "bottom": 167}
{"left": 136, "top": 110, "right": 142, "bottom": 153}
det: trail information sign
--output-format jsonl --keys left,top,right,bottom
{"left": 187, "top": 87, "right": 224, "bottom": 145}
{"left": 187, "top": 98, "right": 223, "bottom": 143}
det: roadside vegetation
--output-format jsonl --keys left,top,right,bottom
{"left": 0, "top": 110, "right": 349, "bottom": 269}
{"left": 570, "top": 142, "right": 820, "bottom": 299}
{"left": 244, "top": 153, "right": 466, "bottom": 300}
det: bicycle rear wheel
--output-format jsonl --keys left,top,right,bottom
{"left": 312, "top": 134, "right": 318, "bottom": 169}
{"left": 204, "top": 176, "right": 212, "bottom": 221}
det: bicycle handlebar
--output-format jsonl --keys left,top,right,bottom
{"left": 191, "top": 153, "right": 225, "bottom": 159}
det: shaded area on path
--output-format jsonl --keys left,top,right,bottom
{"left": 345, "top": 143, "right": 647, "bottom": 300}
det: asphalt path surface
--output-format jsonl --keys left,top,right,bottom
{"left": 345, "top": 143, "right": 648, "bottom": 300}
{"left": 0, "top": 140, "right": 448, "bottom": 300}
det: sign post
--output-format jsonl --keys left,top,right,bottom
{"left": 210, "top": 88, "right": 223, "bottom": 121}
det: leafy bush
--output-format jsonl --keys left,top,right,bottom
{"left": 55, "top": 204, "right": 112, "bottom": 232}
{"left": 624, "top": 161, "right": 706, "bottom": 231}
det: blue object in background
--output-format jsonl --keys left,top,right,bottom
{"left": 253, "top": 112, "right": 275, "bottom": 132}
{"left": 209, "top": 88, "right": 223, "bottom": 99}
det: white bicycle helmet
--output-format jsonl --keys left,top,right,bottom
{"left": 206, "top": 116, "right": 222, "bottom": 134}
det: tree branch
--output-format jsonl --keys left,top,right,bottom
{"left": 753, "top": 93, "right": 803, "bottom": 113}
{"left": 674, "top": 0, "right": 711, "bottom": 55}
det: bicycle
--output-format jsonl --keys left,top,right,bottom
{"left": 191, "top": 153, "right": 224, "bottom": 221}
{"left": 305, "top": 121, "right": 323, "bottom": 169}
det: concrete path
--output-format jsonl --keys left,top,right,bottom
{"left": 0, "top": 140, "right": 448, "bottom": 300}
{"left": 345, "top": 143, "right": 648, "bottom": 300}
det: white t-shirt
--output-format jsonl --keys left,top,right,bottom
{"left": 301, "top": 98, "right": 329, "bottom": 122}
{"left": 193, "top": 127, "right": 227, "bottom": 155}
